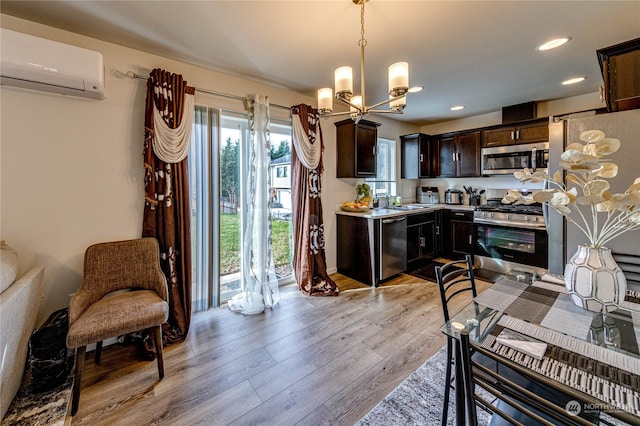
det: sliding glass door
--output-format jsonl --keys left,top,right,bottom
{"left": 189, "top": 106, "right": 292, "bottom": 312}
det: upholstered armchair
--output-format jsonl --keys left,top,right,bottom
{"left": 66, "top": 238, "right": 169, "bottom": 416}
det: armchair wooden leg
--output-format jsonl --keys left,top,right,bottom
{"left": 153, "top": 325, "right": 164, "bottom": 380}
{"left": 95, "top": 341, "right": 103, "bottom": 364}
{"left": 70, "top": 346, "right": 86, "bottom": 416}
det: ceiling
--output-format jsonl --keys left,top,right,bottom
{"left": 2, "top": 1, "right": 639, "bottom": 125}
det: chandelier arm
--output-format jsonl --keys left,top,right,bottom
{"left": 336, "top": 96, "right": 364, "bottom": 112}
{"left": 367, "top": 94, "right": 405, "bottom": 110}
{"left": 367, "top": 109, "right": 404, "bottom": 115}
{"left": 319, "top": 110, "right": 353, "bottom": 118}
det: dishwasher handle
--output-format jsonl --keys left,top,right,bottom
{"left": 382, "top": 216, "right": 407, "bottom": 224}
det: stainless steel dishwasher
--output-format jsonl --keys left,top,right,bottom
{"left": 380, "top": 215, "right": 407, "bottom": 280}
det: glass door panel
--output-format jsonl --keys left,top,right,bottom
{"left": 219, "top": 112, "right": 248, "bottom": 302}
{"left": 189, "top": 107, "right": 293, "bottom": 311}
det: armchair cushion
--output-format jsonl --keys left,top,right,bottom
{"left": 66, "top": 289, "right": 168, "bottom": 348}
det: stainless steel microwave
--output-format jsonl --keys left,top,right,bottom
{"left": 481, "top": 142, "right": 549, "bottom": 176}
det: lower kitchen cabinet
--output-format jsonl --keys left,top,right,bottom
{"left": 337, "top": 215, "right": 375, "bottom": 286}
{"left": 407, "top": 211, "right": 440, "bottom": 268}
{"left": 336, "top": 213, "right": 409, "bottom": 286}
{"left": 443, "top": 209, "right": 474, "bottom": 259}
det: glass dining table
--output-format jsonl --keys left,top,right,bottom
{"left": 441, "top": 276, "right": 640, "bottom": 425}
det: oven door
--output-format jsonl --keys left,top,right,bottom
{"left": 474, "top": 222, "right": 548, "bottom": 269}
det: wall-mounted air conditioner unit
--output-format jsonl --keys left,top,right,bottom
{"left": 0, "top": 28, "right": 104, "bottom": 100}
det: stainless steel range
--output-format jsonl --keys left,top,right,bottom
{"left": 473, "top": 189, "right": 548, "bottom": 276}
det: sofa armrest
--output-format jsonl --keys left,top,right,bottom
{"left": 0, "top": 267, "right": 44, "bottom": 419}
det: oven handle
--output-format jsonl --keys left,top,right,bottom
{"left": 473, "top": 217, "right": 546, "bottom": 230}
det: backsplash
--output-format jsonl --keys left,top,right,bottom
{"left": 400, "top": 175, "right": 544, "bottom": 205}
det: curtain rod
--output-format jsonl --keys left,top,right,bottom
{"left": 126, "top": 71, "right": 292, "bottom": 111}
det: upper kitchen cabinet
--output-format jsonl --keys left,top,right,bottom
{"left": 400, "top": 133, "right": 438, "bottom": 178}
{"left": 481, "top": 118, "right": 549, "bottom": 147}
{"left": 438, "top": 130, "right": 481, "bottom": 177}
{"left": 335, "top": 118, "right": 380, "bottom": 178}
{"left": 597, "top": 38, "right": 640, "bottom": 113}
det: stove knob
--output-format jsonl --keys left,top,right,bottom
{"left": 505, "top": 214, "right": 510, "bottom": 220}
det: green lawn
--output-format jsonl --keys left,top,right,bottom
{"left": 220, "top": 213, "right": 292, "bottom": 275}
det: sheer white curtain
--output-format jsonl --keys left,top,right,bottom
{"left": 228, "top": 94, "right": 280, "bottom": 314}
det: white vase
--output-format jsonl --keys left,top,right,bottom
{"left": 564, "top": 244, "right": 627, "bottom": 313}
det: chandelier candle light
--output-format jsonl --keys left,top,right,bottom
{"left": 317, "top": 0, "right": 423, "bottom": 122}
{"left": 504, "top": 130, "right": 640, "bottom": 312}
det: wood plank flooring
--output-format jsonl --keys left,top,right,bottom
{"left": 66, "top": 273, "right": 491, "bottom": 425}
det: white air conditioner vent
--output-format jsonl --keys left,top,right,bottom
{"left": 0, "top": 28, "right": 104, "bottom": 99}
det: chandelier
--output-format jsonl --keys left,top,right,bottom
{"left": 318, "top": 0, "right": 423, "bottom": 122}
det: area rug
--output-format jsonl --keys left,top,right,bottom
{"left": 1, "top": 354, "right": 74, "bottom": 425}
{"left": 356, "top": 345, "right": 491, "bottom": 426}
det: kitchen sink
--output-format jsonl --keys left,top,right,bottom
{"left": 390, "top": 205, "right": 430, "bottom": 211}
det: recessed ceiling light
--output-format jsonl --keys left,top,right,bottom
{"left": 537, "top": 37, "right": 572, "bottom": 51}
{"left": 450, "top": 105, "right": 465, "bottom": 111}
{"left": 562, "top": 77, "right": 586, "bottom": 85}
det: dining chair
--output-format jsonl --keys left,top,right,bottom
{"left": 66, "top": 238, "right": 169, "bottom": 415}
{"left": 458, "top": 330, "right": 605, "bottom": 426}
{"left": 435, "top": 254, "right": 477, "bottom": 426}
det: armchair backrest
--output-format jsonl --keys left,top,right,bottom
{"left": 69, "top": 238, "right": 167, "bottom": 324}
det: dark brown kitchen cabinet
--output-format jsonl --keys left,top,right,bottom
{"left": 442, "top": 209, "right": 474, "bottom": 259}
{"left": 401, "top": 133, "right": 438, "bottom": 178}
{"left": 335, "top": 118, "right": 380, "bottom": 178}
{"left": 482, "top": 119, "right": 549, "bottom": 147}
{"left": 437, "top": 131, "right": 481, "bottom": 177}
{"left": 336, "top": 214, "right": 375, "bottom": 285}
{"left": 597, "top": 37, "right": 640, "bottom": 112}
{"left": 407, "top": 211, "right": 440, "bottom": 268}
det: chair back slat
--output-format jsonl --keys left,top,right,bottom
{"left": 436, "top": 254, "right": 477, "bottom": 322}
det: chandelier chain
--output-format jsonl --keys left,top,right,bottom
{"left": 358, "top": 1, "right": 367, "bottom": 48}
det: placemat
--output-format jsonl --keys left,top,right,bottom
{"left": 481, "top": 324, "right": 640, "bottom": 418}
{"left": 474, "top": 278, "right": 640, "bottom": 355}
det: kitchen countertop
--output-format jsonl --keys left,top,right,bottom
{"left": 336, "top": 203, "right": 476, "bottom": 219}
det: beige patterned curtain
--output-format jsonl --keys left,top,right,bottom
{"left": 142, "top": 68, "right": 194, "bottom": 353}
{"left": 290, "top": 104, "right": 338, "bottom": 296}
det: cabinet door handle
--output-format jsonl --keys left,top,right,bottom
{"left": 420, "top": 237, "right": 426, "bottom": 247}
{"left": 452, "top": 152, "right": 456, "bottom": 162}
{"left": 457, "top": 152, "right": 461, "bottom": 161}
{"left": 515, "top": 130, "right": 520, "bottom": 140}
{"left": 373, "top": 145, "right": 377, "bottom": 155}
{"left": 510, "top": 131, "right": 515, "bottom": 140}
{"left": 420, "top": 154, "right": 424, "bottom": 162}
{"left": 468, "top": 235, "right": 472, "bottom": 245}
{"left": 435, "top": 225, "right": 440, "bottom": 235}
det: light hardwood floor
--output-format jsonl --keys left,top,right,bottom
{"left": 66, "top": 273, "right": 491, "bottom": 425}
